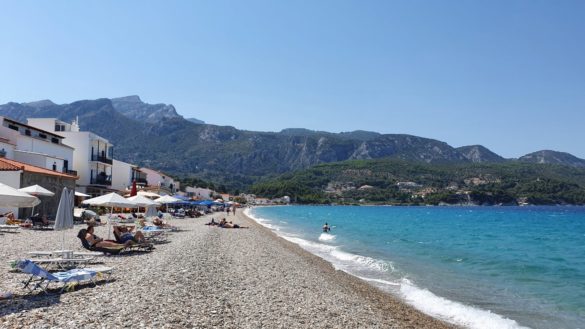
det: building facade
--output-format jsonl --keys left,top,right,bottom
{"left": 27, "top": 118, "right": 114, "bottom": 197}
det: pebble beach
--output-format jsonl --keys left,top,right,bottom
{"left": 0, "top": 210, "right": 455, "bottom": 328}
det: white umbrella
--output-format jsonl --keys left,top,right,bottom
{"left": 144, "top": 205, "right": 158, "bottom": 218}
{"left": 54, "top": 187, "right": 74, "bottom": 251}
{"left": 154, "top": 195, "right": 180, "bottom": 204}
{"left": 19, "top": 184, "right": 54, "bottom": 217}
{"left": 126, "top": 195, "right": 157, "bottom": 207}
{"left": 74, "top": 191, "right": 90, "bottom": 197}
{"left": 138, "top": 190, "right": 161, "bottom": 198}
{"left": 0, "top": 183, "right": 41, "bottom": 208}
{"left": 127, "top": 194, "right": 158, "bottom": 214}
{"left": 18, "top": 184, "right": 55, "bottom": 197}
{"left": 82, "top": 192, "right": 137, "bottom": 238}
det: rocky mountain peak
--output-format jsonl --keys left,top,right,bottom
{"left": 24, "top": 100, "right": 57, "bottom": 108}
{"left": 456, "top": 145, "right": 506, "bottom": 163}
{"left": 519, "top": 150, "right": 585, "bottom": 168}
{"left": 112, "top": 95, "right": 143, "bottom": 103}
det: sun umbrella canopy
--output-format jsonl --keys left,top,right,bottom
{"left": 145, "top": 205, "right": 158, "bottom": 218}
{"left": 138, "top": 190, "right": 161, "bottom": 198}
{"left": 126, "top": 195, "right": 158, "bottom": 207}
{"left": 54, "top": 188, "right": 74, "bottom": 231}
{"left": 154, "top": 195, "right": 181, "bottom": 204}
{"left": 82, "top": 192, "right": 137, "bottom": 208}
{"left": 74, "top": 191, "right": 90, "bottom": 197}
{"left": 0, "top": 183, "right": 41, "bottom": 207}
{"left": 18, "top": 184, "right": 55, "bottom": 197}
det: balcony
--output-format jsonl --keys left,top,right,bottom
{"left": 63, "top": 169, "right": 78, "bottom": 176}
{"left": 91, "top": 154, "right": 113, "bottom": 165}
{"left": 133, "top": 177, "right": 148, "bottom": 184}
{"left": 90, "top": 174, "right": 112, "bottom": 186}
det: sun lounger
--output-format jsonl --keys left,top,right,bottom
{"left": 15, "top": 259, "right": 113, "bottom": 294}
{"left": 77, "top": 229, "right": 154, "bottom": 255}
{"left": 0, "top": 225, "right": 19, "bottom": 233}
{"left": 18, "top": 257, "right": 95, "bottom": 270}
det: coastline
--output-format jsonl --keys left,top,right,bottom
{"left": 239, "top": 209, "right": 456, "bottom": 328}
{"left": 1, "top": 211, "right": 455, "bottom": 328}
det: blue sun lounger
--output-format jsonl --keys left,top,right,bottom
{"left": 16, "top": 259, "right": 113, "bottom": 294}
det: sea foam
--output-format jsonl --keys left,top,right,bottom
{"left": 245, "top": 207, "right": 531, "bottom": 329}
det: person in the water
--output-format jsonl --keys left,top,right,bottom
{"left": 322, "top": 222, "right": 331, "bottom": 233}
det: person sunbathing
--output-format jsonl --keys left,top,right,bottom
{"left": 152, "top": 217, "right": 174, "bottom": 229}
{"left": 218, "top": 218, "right": 248, "bottom": 229}
{"left": 86, "top": 225, "right": 131, "bottom": 248}
{"left": 113, "top": 225, "right": 147, "bottom": 244}
{"left": 1, "top": 211, "right": 20, "bottom": 225}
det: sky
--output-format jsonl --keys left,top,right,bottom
{"left": 1, "top": 1, "right": 584, "bottom": 159}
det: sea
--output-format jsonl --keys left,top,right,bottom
{"left": 245, "top": 205, "right": 585, "bottom": 329}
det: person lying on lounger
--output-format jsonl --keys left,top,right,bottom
{"left": 218, "top": 218, "right": 248, "bottom": 229}
{"left": 113, "top": 225, "right": 147, "bottom": 244}
{"left": 86, "top": 225, "right": 132, "bottom": 249}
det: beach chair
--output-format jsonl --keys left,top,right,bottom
{"left": 18, "top": 257, "right": 95, "bottom": 270}
{"left": 15, "top": 259, "right": 113, "bottom": 294}
{"left": 77, "top": 229, "right": 154, "bottom": 255}
{"left": 0, "top": 225, "right": 19, "bottom": 233}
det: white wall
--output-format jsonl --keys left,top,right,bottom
{"left": 112, "top": 159, "right": 133, "bottom": 191}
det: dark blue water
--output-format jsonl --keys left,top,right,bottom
{"left": 247, "top": 206, "right": 585, "bottom": 329}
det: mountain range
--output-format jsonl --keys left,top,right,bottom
{"left": 1, "top": 96, "right": 583, "bottom": 191}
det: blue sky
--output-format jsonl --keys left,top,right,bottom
{"left": 1, "top": 1, "right": 584, "bottom": 158}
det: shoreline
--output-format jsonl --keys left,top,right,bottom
{"left": 1, "top": 211, "right": 455, "bottom": 328}
{"left": 239, "top": 209, "right": 456, "bottom": 328}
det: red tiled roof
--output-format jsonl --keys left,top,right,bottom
{"left": 0, "top": 157, "right": 78, "bottom": 179}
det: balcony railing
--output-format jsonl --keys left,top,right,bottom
{"left": 133, "top": 177, "right": 148, "bottom": 184}
{"left": 90, "top": 175, "right": 112, "bottom": 186}
{"left": 63, "top": 169, "right": 78, "bottom": 176}
{"left": 91, "top": 154, "right": 113, "bottom": 165}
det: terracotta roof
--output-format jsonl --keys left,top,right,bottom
{"left": 0, "top": 159, "right": 21, "bottom": 171}
{"left": 0, "top": 157, "right": 78, "bottom": 179}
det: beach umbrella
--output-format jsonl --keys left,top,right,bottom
{"left": 138, "top": 190, "right": 161, "bottom": 198}
{"left": 130, "top": 180, "right": 137, "bottom": 197}
{"left": 154, "top": 195, "right": 180, "bottom": 204}
{"left": 144, "top": 205, "right": 158, "bottom": 218}
{"left": 74, "top": 191, "right": 90, "bottom": 197}
{"left": 82, "top": 192, "right": 137, "bottom": 238}
{"left": 54, "top": 187, "right": 74, "bottom": 251}
{"left": 127, "top": 194, "right": 157, "bottom": 213}
{"left": 18, "top": 184, "right": 54, "bottom": 217}
{"left": 0, "top": 182, "right": 41, "bottom": 208}
{"left": 18, "top": 184, "right": 55, "bottom": 197}
{"left": 126, "top": 194, "right": 157, "bottom": 207}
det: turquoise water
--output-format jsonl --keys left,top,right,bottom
{"left": 246, "top": 206, "right": 585, "bottom": 329}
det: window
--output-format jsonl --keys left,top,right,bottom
{"left": 38, "top": 133, "right": 47, "bottom": 139}
{"left": 8, "top": 124, "right": 19, "bottom": 131}
{"left": 25, "top": 130, "right": 31, "bottom": 136}
{"left": 51, "top": 138, "right": 59, "bottom": 144}
{"left": 55, "top": 124, "right": 61, "bottom": 132}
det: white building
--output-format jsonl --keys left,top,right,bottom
{"left": 111, "top": 159, "right": 147, "bottom": 192}
{"left": 27, "top": 118, "right": 114, "bottom": 197}
{"left": 185, "top": 186, "right": 215, "bottom": 199}
{"left": 140, "top": 167, "right": 179, "bottom": 195}
{"left": 0, "top": 116, "right": 75, "bottom": 174}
